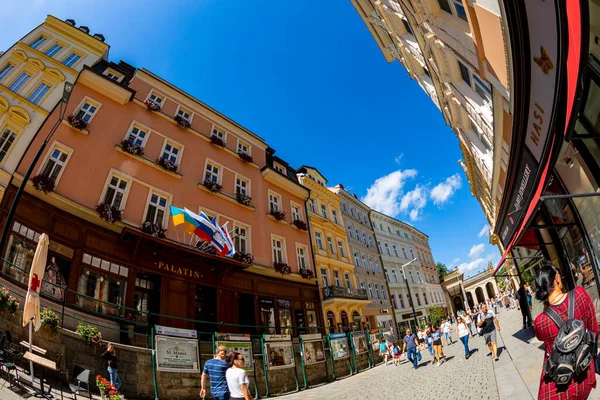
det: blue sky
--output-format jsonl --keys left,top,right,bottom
{"left": 0, "top": 0, "right": 500, "bottom": 277}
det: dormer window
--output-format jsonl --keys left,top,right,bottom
{"left": 104, "top": 68, "right": 124, "bottom": 83}
{"left": 274, "top": 162, "right": 286, "bottom": 174}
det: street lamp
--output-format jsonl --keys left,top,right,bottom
{"left": 401, "top": 258, "right": 419, "bottom": 331}
{"left": 0, "top": 82, "right": 74, "bottom": 254}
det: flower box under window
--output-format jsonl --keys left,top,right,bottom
{"left": 67, "top": 115, "right": 88, "bottom": 130}
{"left": 299, "top": 268, "right": 314, "bottom": 279}
{"left": 292, "top": 219, "right": 308, "bottom": 231}
{"left": 235, "top": 193, "right": 253, "bottom": 207}
{"left": 173, "top": 115, "right": 191, "bottom": 129}
{"left": 144, "top": 99, "right": 161, "bottom": 112}
{"left": 274, "top": 262, "right": 292, "bottom": 275}
{"left": 210, "top": 135, "right": 226, "bottom": 147}
{"left": 157, "top": 156, "right": 178, "bottom": 172}
{"left": 269, "top": 209, "right": 286, "bottom": 221}
{"left": 238, "top": 151, "right": 253, "bottom": 163}
{"left": 233, "top": 251, "right": 254, "bottom": 264}
{"left": 95, "top": 202, "right": 122, "bottom": 223}
{"left": 120, "top": 139, "right": 144, "bottom": 156}
{"left": 141, "top": 221, "right": 166, "bottom": 238}
{"left": 32, "top": 174, "right": 56, "bottom": 193}
{"left": 203, "top": 179, "right": 223, "bottom": 193}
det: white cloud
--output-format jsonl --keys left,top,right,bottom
{"left": 399, "top": 185, "right": 427, "bottom": 221}
{"left": 430, "top": 174, "right": 462, "bottom": 206}
{"left": 469, "top": 243, "right": 485, "bottom": 259}
{"left": 394, "top": 154, "right": 404, "bottom": 165}
{"left": 452, "top": 258, "right": 461, "bottom": 265}
{"left": 478, "top": 224, "right": 490, "bottom": 238}
{"left": 361, "top": 169, "right": 418, "bottom": 217}
{"left": 457, "top": 258, "right": 489, "bottom": 275}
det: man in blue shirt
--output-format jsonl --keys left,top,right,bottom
{"left": 200, "top": 346, "right": 230, "bottom": 400}
{"left": 402, "top": 328, "right": 420, "bottom": 370}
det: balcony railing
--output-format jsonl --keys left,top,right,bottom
{"left": 323, "top": 285, "right": 368, "bottom": 301}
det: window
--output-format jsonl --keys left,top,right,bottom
{"left": 104, "top": 69, "right": 123, "bottom": 82}
{"left": 402, "top": 18, "right": 413, "bottom": 35}
{"left": 393, "top": 245, "right": 399, "bottom": 257}
{"left": 30, "top": 36, "right": 47, "bottom": 49}
{"left": 384, "top": 243, "right": 391, "bottom": 255}
{"left": 44, "top": 44, "right": 63, "bottom": 58}
{"left": 162, "top": 142, "right": 180, "bottom": 164}
{"left": 369, "top": 237, "right": 374, "bottom": 247}
{"left": 9, "top": 73, "right": 31, "bottom": 93}
{"left": 0, "top": 64, "right": 14, "bottom": 82}
{"left": 337, "top": 241, "right": 345, "bottom": 257}
{"left": 332, "top": 210, "right": 338, "bottom": 224}
{"left": 391, "top": 269, "right": 398, "bottom": 283}
{"left": 353, "top": 252, "right": 361, "bottom": 268}
{"left": 127, "top": 125, "right": 148, "bottom": 147}
{"left": 362, "top": 255, "right": 367, "bottom": 269}
{"left": 205, "top": 162, "right": 220, "bottom": 184}
{"left": 409, "top": 270, "right": 415, "bottom": 283}
{"left": 0, "top": 129, "right": 17, "bottom": 163}
{"left": 103, "top": 175, "right": 128, "bottom": 209}
{"left": 369, "top": 257, "right": 374, "bottom": 269}
{"left": 458, "top": 61, "right": 471, "bottom": 86}
{"left": 452, "top": 0, "right": 468, "bottom": 22}
{"left": 344, "top": 272, "right": 351, "bottom": 288}
{"left": 402, "top": 248, "right": 408, "bottom": 258}
{"left": 145, "top": 192, "right": 168, "bottom": 225}
{"left": 342, "top": 203, "right": 348, "bottom": 212}
{"left": 291, "top": 203, "right": 301, "bottom": 221}
{"left": 360, "top": 281, "right": 365, "bottom": 289}
{"left": 388, "top": 226, "right": 392, "bottom": 233}
{"left": 355, "top": 229, "right": 360, "bottom": 239}
{"left": 368, "top": 283, "right": 374, "bottom": 298}
{"left": 399, "top": 294, "right": 405, "bottom": 308}
{"left": 315, "top": 232, "right": 324, "bottom": 250}
{"left": 75, "top": 99, "right": 99, "bottom": 122}
{"left": 296, "top": 245, "right": 307, "bottom": 269}
{"left": 211, "top": 126, "right": 226, "bottom": 143}
{"left": 40, "top": 146, "right": 70, "bottom": 182}
{"left": 416, "top": 293, "right": 421, "bottom": 306}
{"left": 333, "top": 270, "right": 341, "bottom": 287}
{"left": 417, "top": 271, "right": 423, "bottom": 283}
{"left": 381, "top": 288, "right": 387, "bottom": 299}
{"left": 374, "top": 284, "right": 379, "bottom": 299}
{"left": 272, "top": 237, "right": 285, "bottom": 263}
{"left": 362, "top": 233, "right": 367, "bottom": 244}
{"left": 438, "top": 0, "right": 452, "bottom": 13}
{"left": 321, "top": 268, "right": 329, "bottom": 287}
{"left": 404, "top": 233, "right": 409, "bottom": 239}
{"left": 410, "top": 249, "right": 415, "bottom": 258}
{"left": 273, "top": 162, "right": 286, "bottom": 174}
{"left": 347, "top": 225, "right": 353, "bottom": 238}
{"left": 148, "top": 92, "right": 164, "bottom": 106}
{"left": 327, "top": 237, "right": 335, "bottom": 253}
{"left": 62, "top": 53, "right": 81, "bottom": 68}
{"left": 268, "top": 192, "right": 281, "bottom": 212}
{"left": 237, "top": 140, "right": 250, "bottom": 155}
{"left": 236, "top": 176, "right": 249, "bottom": 196}
{"left": 308, "top": 198, "right": 316, "bottom": 213}
{"left": 27, "top": 83, "right": 51, "bottom": 105}
{"left": 234, "top": 224, "right": 248, "bottom": 253}
{"left": 424, "top": 292, "right": 428, "bottom": 305}
{"left": 473, "top": 74, "right": 492, "bottom": 103}
{"left": 176, "top": 107, "right": 191, "bottom": 122}
{"left": 379, "top": 223, "right": 383, "bottom": 230}
{"left": 320, "top": 204, "right": 328, "bottom": 219}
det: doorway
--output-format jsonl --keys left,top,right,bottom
{"left": 195, "top": 285, "right": 217, "bottom": 337}
{"left": 237, "top": 293, "right": 256, "bottom": 334}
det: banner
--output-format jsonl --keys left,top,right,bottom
{"left": 155, "top": 336, "right": 200, "bottom": 372}
{"left": 352, "top": 332, "right": 368, "bottom": 354}
{"left": 300, "top": 333, "right": 325, "bottom": 365}
{"left": 329, "top": 334, "right": 349, "bottom": 360}
{"left": 156, "top": 325, "right": 197, "bottom": 339}
{"left": 369, "top": 329, "right": 382, "bottom": 351}
{"left": 264, "top": 341, "right": 295, "bottom": 370}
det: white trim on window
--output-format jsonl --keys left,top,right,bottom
{"left": 37, "top": 141, "right": 73, "bottom": 187}
{"left": 143, "top": 188, "right": 172, "bottom": 227}
{"left": 203, "top": 158, "right": 222, "bottom": 184}
{"left": 295, "top": 243, "right": 309, "bottom": 270}
{"left": 145, "top": 89, "right": 167, "bottom": 107}
{"left": 73, "top": 96, "right": 102, "bottom": 124}
{"left": 160, "top": 139, "right": 184, "bottom": 166}
{"left": 175, "top": 105, "right": 193, "bottom": 123}
{"left": 211, "top": 124, "right": 227, "bottom": 144}
{"left": 233, "top": 221, "right": 251, "bottom": 254}
{"left": 268, "top": 189, "right": 282, "bottom": 213}
{"left": 290, "top": 201, "right": 303, "bottom": 221}
{"left": 124, "top": 121, "right": 151, "bottom": 148}
{"left": 234, "top": 173, "right": 251, "bottom": 196}
{"left": 271, "top": 233, "right": 287, "bottom": 264}
{"left": 236, "top": 138, "right": 251, "bottom": 156}
{"left": 99, "top": 169, "right": 132, "bottom": 210}
{"left": 104, "top": 68, "right": 125, "bottom": 83}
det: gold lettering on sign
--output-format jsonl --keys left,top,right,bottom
{"left": 156, "top": 261, "right": 201, "bottom": 279}
{"left": 530, "top": 103, "right": 545, "bottom": 147}
{"left": 534, "top": 47, "right": 553, "bottom": 74}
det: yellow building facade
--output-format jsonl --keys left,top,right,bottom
{"left": 297, "top": 167, "right": 370, "bottom": 333}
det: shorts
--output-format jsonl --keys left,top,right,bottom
{"left": 483, "top": 330, "right": 497, "bottom": 345}
{"left": 433, "top": 340, "right": 442, "bottom": 346}
{"left": 393, "top": 354, "right": 400, "bottom": 359}
{"left": 443, "top": 332, "right": 450, "bottom": 339}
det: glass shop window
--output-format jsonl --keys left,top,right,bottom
{"left": 259, "top": 297, "right": 276, "bottom": 334}
{"left": 278, "top": 299, "right": 292, "bottom": 335}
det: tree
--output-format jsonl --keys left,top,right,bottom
{"left": 436, "top": 262, "right": 449, "bottom": 277}
{"left": 429, "top": 306, "right": 446, "bottom": 326}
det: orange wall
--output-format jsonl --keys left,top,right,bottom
{"left": 474, "top": 4, "right": 509, "bottom": 88}
{"left": 18, "top": 81, "right": 311, "bottom": 272}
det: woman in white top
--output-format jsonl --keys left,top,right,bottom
{"left": 226, "top": 352, "right": 254, "bottom": 400}
{"left": 463, "top": 312, "right": 473, "bottom": 335}
{"left": 455, "top": 316, "right": 473, "bottom": 359}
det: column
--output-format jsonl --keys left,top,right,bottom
{"left": 460, "top": 283, "right": 469, "bottom": 311}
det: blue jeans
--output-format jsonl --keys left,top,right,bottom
{"left": 459, "top": 335, "right": 470, "bottom": 356}
{"left": 107, "top": 366, "right": 121, "bottom": 390}
{"left": 427, "top": 344, "right": 434, "bottom": 356}
{"left": 213, "top": 395, "right": 230, "bottom": 400}
{"left": 407, "top": 347, "right": 418, "bottom": 369}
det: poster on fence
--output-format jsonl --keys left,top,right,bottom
{"left": 369, "top": 328, "right": 382, "bottom": 351}
{"left": 352, "top": 331, "right": 368, "bottom": 354}
{"left": 329, "top": 333, "right": 349, "bottom": 360}
{"left": 264, "top": 341, "right": 295, "bottom": 370}
{"left": 155, "top": 336, "right": 200, "bottom": 373}
{"left": 300, "top": 334, "right": 325, "bottom": 365}
{"left": 216, "top": 333, "right": 254, "bottom": 371}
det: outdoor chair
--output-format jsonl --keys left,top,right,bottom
{"left": 0, "top": 342, "right": 22, "bottom": 390}
{"left": 67, "top": 365, "right": 91, "bottom": 399}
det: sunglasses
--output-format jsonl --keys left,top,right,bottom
{"left": 237, "top": 357, "right": 245, "bottom": 361}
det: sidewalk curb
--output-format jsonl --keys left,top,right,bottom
{"left": 494, "top": 326, "right": 535, "bottom": 400}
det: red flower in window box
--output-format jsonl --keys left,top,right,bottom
{"left": 141, "top": 221, "right": 166, "bottom": 239}
{"left": 274, "top": 262, "right": 292, "bottom": 275}
{"left": 67, "top": 114, "right": 88, "bottom": 130}
{"left": 143, "top": 99, "right": 161, "bottom": 112}
{"left": 157, "top": 156, "right": 178, "bottom": 172}
{"left": 233, "top": 251, "right": 254, "bottom": 264}
{"left": 120, "top": 139, "right": 144, "bottom": 156}
{"left": 299, "top": 268, "right": 314, "bottom": 279}
{"left": 210, "top": 135, "right": 226, "bottom": 147}
{"left": 237, "top": 151, "right": 253, "bottom": 163}
{"left": 95, "top": 202, "right": 122, "bottom": 223}
{"left": 32, "top": 174, "right": 56, "bottom": 193}
{"left": 203, "top": 179, "right": 222, "bottom": 193}
{"left": 269, "top": 209, "right": 286, "bottom": 222}
{"left": 292, "top": 219, "right": 308, "bottom": 231}
{"left": 173, "top": 115, "right": 191, "bottom": 129}
{"left": 235, "top": 193, "right": 253, "bottom": 207}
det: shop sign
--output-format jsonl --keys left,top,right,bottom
{"left": 352, "top": 331, "right": 369, "bottom": 355}
{"left": 155, "top": 325, "right": 197, "bottom": 339}
{"left": 300, "top": 333, "right": 322, "bottom": 341}
{"left": 329, "top": 334, "right": 349, "bottom": 360}
{"left": 264, "top": 334, "right": 291, "bottom": 341}
{"left": 300, "top": 334, "right": 325, "bottom": 365}
{"left": 155, "top": 261, "right": 201, "bottom": 279}
{"left": 155, "top": 336, "right": 200, "bottom": 373}
{"left": 264, "top": 341, "right": 295, "bottom": 370}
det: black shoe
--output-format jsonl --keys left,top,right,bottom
{"left": 465, "top": 354, "right": 470, "bottom": 359}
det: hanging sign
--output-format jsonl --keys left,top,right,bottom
{"left": 352, "top": 331, "right": 368, "bottom": 354}
{"left": 264, "top": 334, "right": 291, "bottom": 341}
{"left": 155, "top": 336, "right": 200, "bottom": 373}
{"left": 155, "top": 325, "right": 197, "bottom": 339}
{"left": 215, "top": 333, "right": 254, "bottom": 371}
{"left": 329, "top": 333, "right": 349, "bottom": 360}
{"left": 300, "top": 333, "right": 325, "bottom": 365}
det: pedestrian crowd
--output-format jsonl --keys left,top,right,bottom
{"left": 200, "top": 346, "right": 254, "bottom": 400}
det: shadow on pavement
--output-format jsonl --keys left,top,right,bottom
{"left": 512, "top": 327, "right": 536, "bottom": 344}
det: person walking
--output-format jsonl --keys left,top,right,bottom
{"left": 455, "top": 316, "right": 473, "bottom": 359}
{"left": 425, "top": 328, "right": 435, "bottom": 366}
{"left": 430, "top": 324, "right": 444, "bottom": 366}
{"left": 101, "top": 343, "right": 121, "bottom": 391}
{"left": 477, "top": 304, "right": 501, "bottom": 361}
{"left": 379, "top": 340, "right": 390, "bottom": 365}
{"left": 517, "top": 285, "right": 532, "bottom": 329}
{"left": 463, "top": 312, "right": 474, "bottom": 335}
{"left": 200, "top": 346, "right": 230, "bottom": 400}
{"left": 402, "top": 328, "right": 420, "bottom": 370}
{"left": 392, "top": 341, "right": 402, "bottom": 366}
{"left": 534, "top": 263, "right": 599, "bottom": 399}
{"left": 441, "top": 319, "right": 453, "bottom": 345}
{"left": 226, "top": 352, "right": 254, "bottom": 400}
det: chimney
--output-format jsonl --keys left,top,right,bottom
{"left": 65, "top": 19, "right": 76, "bottom": 26}
{"left": 78, "top": 26, "right": 90, "bottom": 34}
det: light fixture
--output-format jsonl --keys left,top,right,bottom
{"left": 565, "top": 157, "right": 575, "bottom": 168}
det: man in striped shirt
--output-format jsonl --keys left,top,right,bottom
{"left": 200, "top": 346, "right": 230, "bottom": 400}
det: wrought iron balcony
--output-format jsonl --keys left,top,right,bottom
{"left": 323, "top": 285, "right": 368, "bottom": 301}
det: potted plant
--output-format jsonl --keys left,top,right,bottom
{"left": 76, "top": 323, "right": 102, "bottom": 346}
{"left": 141, "top": 221, "right": 166, "bottom": 238}
{"left": 237, "top": 151, "right": 253, "bottom": 163}
{"left": 157, "top": 156, "right": 178, "bottom": 172}
{"left": 292, "top": 219, "right": 308, "bottom": 231}
{"left": 40, "top": 308, "right": 59, "bottom": 332}
{"left": 96, "top": 203, "right": 122, "bottom": 223}
{"left": 0, "top": 287, "right": 9, "bottom": 311}
{"left": 210, "top": 135, "right": 226, "bottom": 147}
{"left": 31, "top": 174, "right": 56, "bottom": 193}
{"left": 143, "top": 99, "right": 161, "bottom": 112}
{"left": 299, "top": 268, "right": 315, "bottom": 279}
{"left": 235, "top": 192, "right": 253, "bottom": 207}
{"left": 67, "top": 114, "right": 88, "bottom": 130}
{"left": 274, "top": 262, "right": 292, "bottom": 275}
{"left": 232, "top": 252, "right": 254, "bottom": 264}
{"left": 173, "top": 115, "right": 191, "bottom": 129}
{"left": 269, "top": 209, "right": 286, "bottom": 221}
{"left": 203, "top": 179, "right": 222, "bottom": 193}
{"left": 120, "top": 139, "right": 144, "bottom": 156}
{"left": 5, "top": 295, "right": 18, "bottom": 317}
{"left": 96, "top": 375, "right": 113, "bottom": 400}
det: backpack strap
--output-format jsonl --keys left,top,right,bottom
{"left": 544, "top": 307, "right": 565, "bottom": 329}
{"left": 568, "top": 290, "right": 576, "bottom": 321}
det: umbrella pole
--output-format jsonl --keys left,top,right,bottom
{"left": 29, "top": 319, "right": 35, "bottom": 384}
